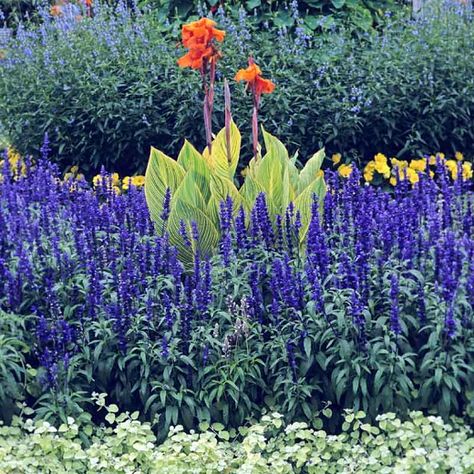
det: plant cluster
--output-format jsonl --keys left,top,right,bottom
{"left": 1, "top": 1, "right": 474, "bottom": 173}
{"left": 331, "top": 150, "right": 473, "bottom": 186}
{"left": 1, "top": 398, "right": 474, "bottom": 473}
{"left": 0, "top": 154, "right": 473, "bottom": 438}
{"left": 145, "top": 0, "right": 405, "bottom": 33}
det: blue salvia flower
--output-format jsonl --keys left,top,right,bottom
{"left": 161, "top": 335, "right": 169, "bottom": 359}
{"left": 235, "top": 206, "right": 248, "bottom": 251}
{"left": 160, "top": 187, "right": 171, "bottom": 226}
{"left": 179, "top": 220, "right": 191, "bottom": 247}
{"left": 40, "top": 132, "right": 50, "bottom": 161}
{"left": 445, "top": 304, "right": 456, "bottom": 339}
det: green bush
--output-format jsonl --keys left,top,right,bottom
{"left": 1, "top": 3, "right": 474, "bottom": 172}
{"left": 145, "top": 0, "right": 405, "bottom": 32}
{"left": 1, "top": 398, "right": 474, "bottom": 473}
{"left": 0, "top": 0, "right": 42, "bottom": 28}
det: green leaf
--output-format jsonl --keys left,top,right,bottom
{"left": 239, "top": 175, "right": 266, "bottom": 213}
{"left": 203, "top": 120, "right": 241, "bottom": 181}
{"left": 145, "top": 146, "right": 186, "bottom": 231}
{"left": 177, "top": 140, "right": 212, "bottom": 203}
{"left": 298, "top": 148, "right": 325, "bottom": 194}
{"left": 294, "top": 176, "right": 326, "bottom": 242}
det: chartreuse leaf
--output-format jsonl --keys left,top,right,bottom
{"left": 239, "top": 175, "right": 266, "bottom": 213}
{"left": 168, "top": 173, "right": 218, "bottom": 264}
{"left": 177, "top": 140, "right": 212, "bottom": 203}
{"left": 207, "top": 175, "right": 246, "bottom": 226}
{"left": 145, "top": 147, "right": 185, "bottom": 231}
{"left": 261, "top": 127, "right": 289, "bottom": 164}
{"left": 294, "top": 176, "right": 326, "bottom": 242}
{"left": 298, "top": 148, "right": 325, "bottom": 194}
{"left": 203, "top": 120, "right": 241, "bottom": 181}
{"left": 168, "top": 200, "right": 219, "bottom": 265}
{"left": 173, "top": 172, "right": 207, "bottom": 211}
{"left": 254, "top": 148, "right": 286, "bottom": 214}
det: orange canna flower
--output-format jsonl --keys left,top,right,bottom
{"left": 235, "top": 61, "right": 275, "bottom": 96}
{"left": 182, "top": 18, "right": 225, "bottom": 48}
{"left": 50, "top": 5, "right": 63, "bottom": 16}
{"left": 177, "top": 45, "right": 213, "bottom": 69}
{"left": 178, "top": 18, "right": 225, "bottom": 70}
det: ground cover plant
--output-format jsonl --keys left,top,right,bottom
{"left": 1, "top": 1, "right": 474, "bottom": 173}
{"left": 1, "top": 400, "right": 474, "bottom": 473}
{"left": 1, "top": 151, "right": 473, "bottom": 441}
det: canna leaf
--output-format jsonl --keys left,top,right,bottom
{"left": 177, "top": 140, "right": 212, "bottom": 203}
{"left": 168, "top": 201, "right": 219, "bottom": 264}
{"left": 207, "top": 174, "right": 246, "bottom": 226}
{"left": 203, "top": 120, "right": 241, "bottom": 181}
{"left": 239, "top": 174, "right": 266, "bottom": 213}
{"left": 294, "top": 175, "right": 326, "bottom": 242}
{"left": 145, "top": 146, "right": 186, "bottom": 231}
{"left": 298, "top": 148, "right": 325, "bottom": 194}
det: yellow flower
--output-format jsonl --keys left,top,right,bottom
{"left": 406, "top": 168, "right": 419, "bottom": 185}
{"left": 445, "top": 159, "right": 458, "bottom": 179}
{"left": 70, "top": 165, "right": 79, "bottom": 174}
{"left": 363, "top": 161, "right": 375, "bottom": 182}
{"left": 429, "top": 170, "right": 435, "bottom": 179}
{"left": 409, "top": 159, "right": 427, "bottom": 172}
{"left": 391, "top": 158, "right": 409, "bottom": 170}
{"left": 428, "top": 155, "right": 437, "bottom": 165}
{"left": 437, "top": 152, "right": 445, "bottom": 160}
{"left": 111, "top": 173, "right": 120, "bottom": 185}
{"left": 455, "top": 151, "right": 464, "bottom": 161}
{"left": 462, "top": 162, "right": 473, "bottom": 180}
{"left": 92, "top": 175, "right": 103, "bottom": 187}
{"left": 122, "top": 177, "right": 132, "bottom": 191}
{"left": 131, "top": 175, "right": 146, "bottom": 187}
{"left": 332, "top": 153, "right": 342, "bottom": 166}
{"left": 338, "top": 164, "right": 353, "bottom": 178}
{"left": 389, "top": 176, "right": 397, "bottom": 186}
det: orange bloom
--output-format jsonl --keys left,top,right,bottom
{"left": 178, "top": 18, "right": 225, "bottom": 70}
{"left": 177, "top": 45, "right": 213, "bottom": 69}
{"left": 85, "top": 0, "right": 92, "bottom": 6}
{"left": 50, "top": 5, "right": 63, "bottom": 16}
{"left": 235, "top": 61, "right": 275, "bottom": 96}
{"left": 182, "top": 18, "right": 225, "bottom": 48}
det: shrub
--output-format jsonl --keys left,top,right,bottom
{"left": 144, "top": 0, "right": 405, "bottom": 32}
{"left": 0, "top": 157, "right": 473, "bottom": 437}
{"left": 1, "top": 400, "right": 474, "bottom": 473}
{"left": 1, "top": 3, "right": 474, "bottom": 174}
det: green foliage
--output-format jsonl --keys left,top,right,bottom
{"left": 143, "top": 0, "right": 405, "bottom": 32}
{"left": 0, "top": 0, "right": 42, "bottom": 27}
{"left": 1, "top": 400, "right": 474, "bottom": 473}
{"left": 0, "top": 310, "right": 28, "bottom": 422}
{"left": 2, "top": 4, "right": 474, "bottom": 173}
{"left": 145, "top": 123, "right": 325, "bottom": 261}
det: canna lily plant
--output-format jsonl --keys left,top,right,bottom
{"left": 145, "top": 18, "right": 326, "bottom": 264}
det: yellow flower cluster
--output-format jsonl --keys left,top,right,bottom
{"left": 91, "top": 171, "right": 145, "bottom": 194}
{"left": 335, "top": 152, "right": 473, "bottom": 185}
{"left": 0, "top": 147, "right": 28, "bottom": 182}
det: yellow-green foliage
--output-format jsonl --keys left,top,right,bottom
{"left": 1, "top": 401, "right": 474, "bottom": 474}
{"left": 145, "top": 122, "right": 326, "bottom": 262}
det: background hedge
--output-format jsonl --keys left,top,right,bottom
{"left": 0, "top": 2, "right": 473, "bottom": 174}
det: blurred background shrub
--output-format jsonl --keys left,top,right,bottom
{"left": 0, "top": 1, "right": 473, "bottom": 174}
